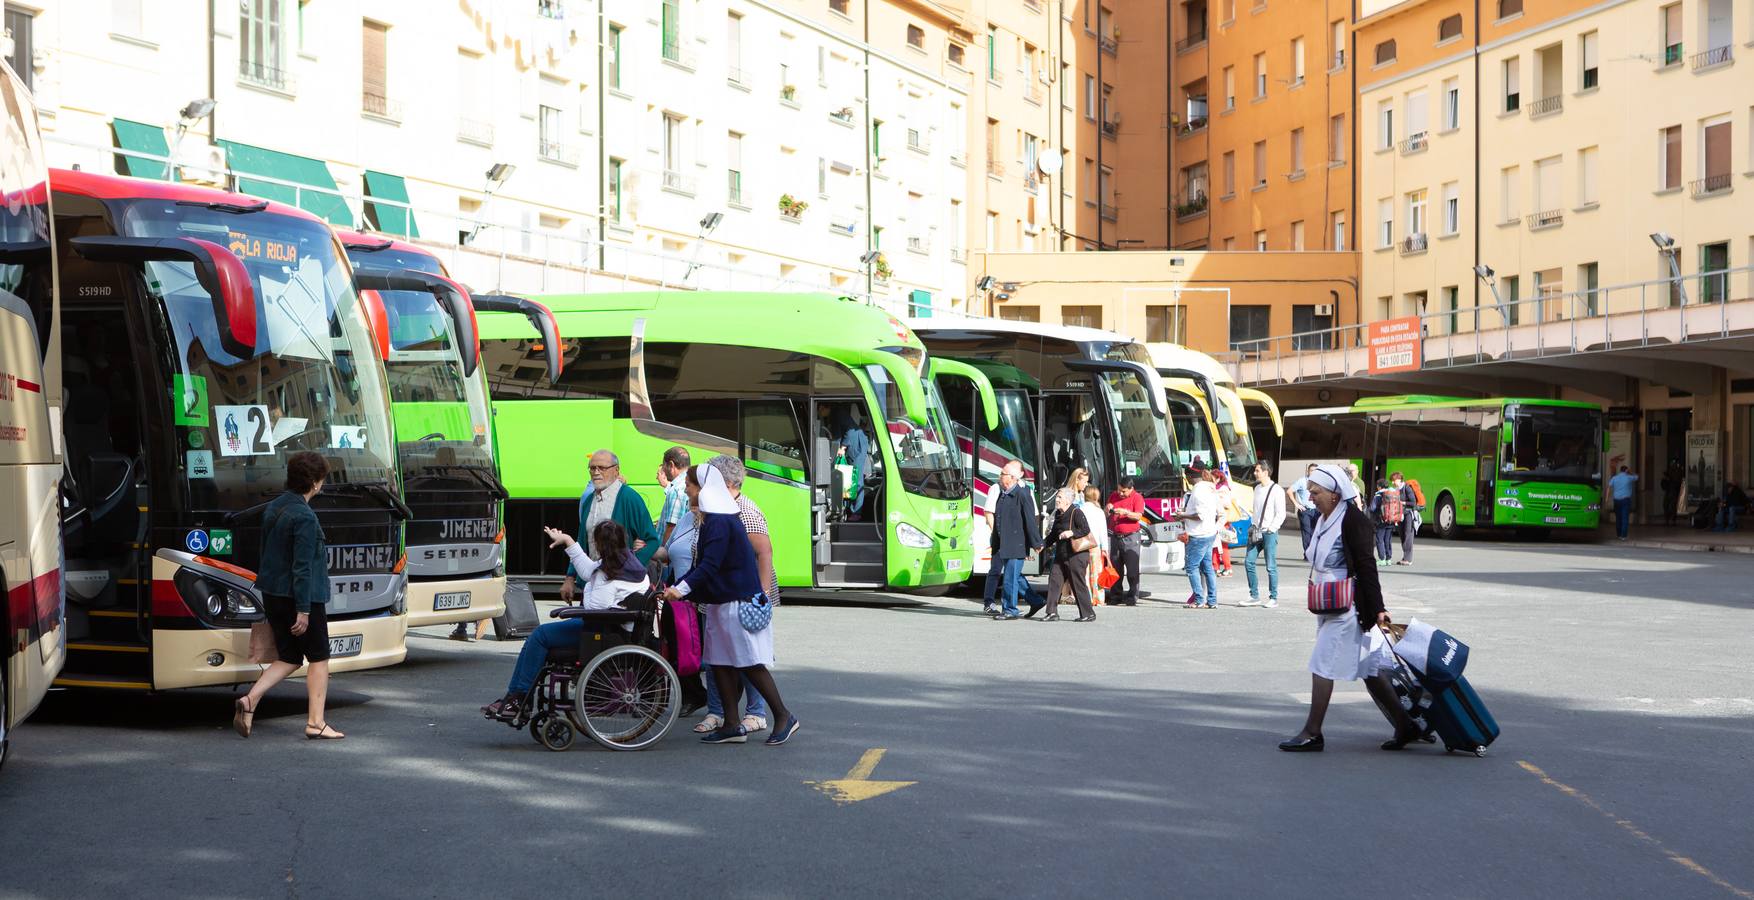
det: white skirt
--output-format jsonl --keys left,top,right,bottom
{"left": 1308, "top": 612, "right": 1394, "bottom": 681}
{"left": 701, "top": 600, "right": 774, "bottom": 668}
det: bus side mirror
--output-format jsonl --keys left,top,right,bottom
{"left": 358, "top": 289, "right": 391, "bottom": 359}
{"left": 71, "top": 235, "right": 257, "bottom": 359}
{"left": 354, "top": 267, "right": 478, "bottom": 378}
{"left": 472, "top": 293, "right": 564, "bottom": 385}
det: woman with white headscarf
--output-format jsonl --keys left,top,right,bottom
{"left": 661, "top": 464, "right": 801, "bottom": 746}
{"left": 1279, "top": 464, "right": 1422, "bottom": 752}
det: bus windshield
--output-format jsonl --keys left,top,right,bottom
{"left": 1214, "top": 388, "right": 1258, "bottom": 475}
{"left": 1099, "top": 371, "right": 1178, "bottom": 494}
{"left": 1166, "top": 393, "right": 1218, "bottom": 469}
{"left": 1504, "top": 405, "right": 1601, "bottom": 483}
{"left": 986, "top": 389, "right": 1039, "bottom": 485}
{"left": 869, "top": 365, "right": 965, "bottom": 500}
{"left": 120, "top": 201, "right": 395, "bottom": 502}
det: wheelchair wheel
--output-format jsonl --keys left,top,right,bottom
{"left": 570, "top": 644, "right": 680, "bottom": 751}
{"left": 532, "top": 713, "right": 575, "bottom": 751}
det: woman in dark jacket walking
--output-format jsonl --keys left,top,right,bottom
{"left": 660, "top": 464, "right": 800, "bottom": 746}
{"left": 233, "top": 452, "right": 344, "bottom": 740}
{"left": 1035, "top": 488, "right": 1096, "bottom": 622}
{"left": 1279, "top": 465, "right": 1421, "bottom": 752}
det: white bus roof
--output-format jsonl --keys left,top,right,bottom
{"left": 906, "top": 314, "right": 1141, "bottom": 346}
{"left": 1145, "top": 342, "right": 1234, "bottom": 387}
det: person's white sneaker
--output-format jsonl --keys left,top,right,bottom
{"left": 1238, "top": 597, "right": 1263, "bottom": 607}
{"left": 1262, "top": 598, "right": 1279, "bottom": 609}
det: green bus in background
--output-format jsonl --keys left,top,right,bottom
{"left": 476, "top": 292, "right": 986, "bottom": 592}
{"left": 1283, "top": 396, "right": 1605, "bottom": 538}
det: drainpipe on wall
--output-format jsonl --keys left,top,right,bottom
{"left": 862, "top": 0, "right": 874, "bottom": 305}
{"left": 596, "top": 3, "right": 607, "bottom": 271}
{"left": 1471, "top": 0, "right": 1481, "bottom": 319}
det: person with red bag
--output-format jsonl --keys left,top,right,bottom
{"left": 1279, "top": 464, "right": 1422, "bottom": 753}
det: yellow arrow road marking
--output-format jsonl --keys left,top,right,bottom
{"left": 806, "top": 748, "right": 917, "bottom": 806}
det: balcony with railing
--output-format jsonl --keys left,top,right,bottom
{"left": 1101, "top": 118, "right": 1119, "bottom": 138}
{"left": 539, "top": 140, "right": 581, "bottom": 167}
{"left": 1227, "top": 265, "right": 1754, "bottom": 389}
{"left": 1330, "top": 50, "right": 1346, "bottom": 70}
{"left": 986, "top": 158, "right": 1005, "bottom": 178}
{"left": 828, "top": 107, "right": 856, "bottom": 126}
{"left": 1178, "top": 116, "right": 1208, "bottom": 138}
{"left": 1099, "top": 33, "right": 1118, "bottom": 55}
{"left": 661, "top": 40, "right": 697, "bottom": 71}
{"left": 1527, "top": 94, "right": 1563, "bottom": 117}
{"left": 661, "top": 169, "right": 697, "bottom": 195}
{"left": 1177, "top": 31, "right": 1208, "bottom": 53}
{"left": 727, "top": 65, "right": 745, "bottom": 85}
{"left": 1526, "top": 208, "right": 1563, "bottom": 230}
{"left": 1099, "top": 202, "right": 1118, "bottom": 222}
{"left": 1399, "top": 131, "right": 1428, "bottom": 154}
{"left": 907, "top": 235, "right": 931, "bottom": 254}
{"left": 239, "top": 59, "right": 295, "bottom": 92}
{"left": 1027, "top": 81, "right": 1044, "bottom": 105}
{"left": 362, "top": 89, "right": 403, "bottom": 122}
{"left": 949, "top": 247, "right": 966, "bottom": 263}
{"left": 1691, "top": 173, "right": 1733, "bottom": 197}
{"left": 1400, "top": 232, "right": 1428, "bottom": 255}
{"left": 457, "top": 117, "right": 494, "bottom": 146}
{"left": 1175, "top": 193, "right": 1208, "bottom": 220}
{"left": 1024, "top": 173, "right": 1041, "bottom": 194}
{"left": 1692, "top": 45, "right": 1733, "bottom": 71}
{"left": 907, "top": 128, "right": 930, "bottom": 153}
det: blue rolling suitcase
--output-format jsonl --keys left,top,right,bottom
{"left": 1425, "top": 675, "right": 1500, "bottom": 757}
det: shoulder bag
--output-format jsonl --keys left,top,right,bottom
{"left": 1306, "top": 577, "right": 1355, "bottom": 614}
{"left": 248, "top": 505, "right": 286, "bottom": 665}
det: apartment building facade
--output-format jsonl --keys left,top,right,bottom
{"left": 14, "top": 0, "right": 1069, "bottom": 312}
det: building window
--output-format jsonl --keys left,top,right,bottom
{"left": 907, "top": 24, "right": 924, "bottom": 49}
{"left": 817, "top": 157, "right": 826, "bottom": 196}
{"left": 1222, "top": 66, "right": 1235, "bottom": 110}
{"left": 1329, "top": 113, "right": 1345, "bottom": 163}
{"left": 1062, "top": 305, "right": 1103, "bottom": 328}
{"left": 987, "top": 24, "right": 998, "bottom": 79}
{"left": 1580, "top": 30, "right": 1598, "bottom": 89}
{"left": 999, "top": 305, "right": 1040, "bottom": 322}
{"left": 1290, "top": 219, "right": 1305, "bottom": 250}
{"left": 607, "top": 24, "right": 622, "bottom": 89}
{"left": 1503, "top": 275, "right": 1520, "bottom": 324}
{"left": 1253, "top": 52, "right": 1267, "bottom": 97}
{"left": 1289, "top": 128, "right": 1304, "bottom": 174}
{"left": 1331, "top": 210, "right": 1345, "bottom": 251}
{"left": 1579, "top": 262, "right": 1599, "bottom": 315}
{"left": 1229, "top": 305, "right": 1272, "bottom": 351}
{"left": 1222, "top": 150, "right": 1236, "bottom": 195}
{"left": 726, "top": 131, "right": 743, "bottom": 205}
{"left": 1146, "top": 305, "right": 1187, "bottom": 344}
{"left": 1659, "top": 124, "right": 1681, "bottom": 190}
{"left": 1502, "top": 56, "right": 1520, "bottom": 113}
{"left": 1254, "top": 230, "right": 1267, "bottom": 251}
{"left": 361, "top": 19, "right": 389, "bottom": 116}
{"left": 1378, "top": 197, "right": 1394, "bottom": 248}
{"left": 1406, "top": 89, "right": 1429, "bottom": 143}
{"left": 1085, "top": 74, "right": 1096, "bottom": 119}
{"left": 1499, "top": 165, "right": 1519, "bottom": 222}
{"left": 1222, "top": 237, "right": 1236, "bottom": 251}
{"left": 1406, "top": 188, "right": 1427, "bottom": 238}
{"left": 2, "top": 6, "right": 32, "bottom": 90}
{"left": 1701, "top": 116, "right": 1732, "bottom": 194}
{"left": 660, "top": 0, "right": 681, "bottom": 62}
{"left": 1661, "top": 4, "right": 1682, "bottom": 66}
{"left": 1330, "top": 19, "right": 1345, "bottom": 69}
{"left": 1292, "top": 304, "right": 1334, "bottom": 348}
{"left": 539, "top": 105, "right": 564, "bottom": 159}
{"left": 1578, "top": 145, "right": 1598, "bottom": 206}
{"left": 240, "top": 0, "right": 287, "bottom": 88}
{"left": 1438, "top": 13, "right": 1462, "bottom": 42}
{"left": 1442, "top": 78, "right": 1460, "bottom": 130}
{"left": 607, "top": 157, "right": 624, "bottom": 222}
{"left": 1378, "top": 100, "right": 1394, "bottom": 150}
{"left": 1291, "top": 37, "right": 1305, "bottom": 83}
{"left": 949, "top": 42, "right": 965, "bottom": 67}
{"left": 1497, "top": 0, "right": 1523, "bottom": 19}
{"left": 1442, "top": 181, "right": 1460, "bottom": 234}
{"left": 725, "top": 13, "right": 743, "bottom": 81}
{"left": 662, "top": 113, "right": 683, "bottom": 176}
{"left": 1252, "top": 140, "right": 1267, "bottom": 188}
{"left": 1374, "top": 39, "right": 1396, "bottom": 66}
{"left": 1441, "top": 285, "right": 1460, "bottom": 334}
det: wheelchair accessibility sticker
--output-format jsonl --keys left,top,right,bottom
{"left": 185, "top": 530, "right": 210, "bottom": 553}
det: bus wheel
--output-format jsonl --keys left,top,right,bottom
{"left": 1432, "top": 495, "right": 1459, "bottom": 540}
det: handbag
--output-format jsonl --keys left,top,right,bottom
{"left": 248, "top": 621, "right": 278, "bottom": 665}
{"left": 1306, "top": 577, "right": 1355, "bottom": 614}
{"left": 738, "top": 592, "right": 773, "bottom": 633}
{"left": 1097, "top": 563, "right": 1120, "bottom": 590}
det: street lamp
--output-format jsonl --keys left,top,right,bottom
{"left": 466, "top": 164, "right": 517, "bottom": 244}
{"left": 1651, "top": 232, "right": 1687, "bottom": 305}
{"left": 1473, "top": 264, "right": 1511, "bottom": 325}
{"left": 170, "top": 98, "right": 216, "bottom": 182}
{"left": 683, "top": 212, "right": 725, "bottom": 282}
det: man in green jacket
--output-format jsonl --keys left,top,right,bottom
{"left": 563, "top": 449, "right": 660, "bottom": 603}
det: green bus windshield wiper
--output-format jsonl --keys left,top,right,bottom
{"left": 410, "top": 463, "right": 509, "bottom": 501}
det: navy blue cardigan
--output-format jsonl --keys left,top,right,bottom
{"left": 680, "top": 512, "right": 763, "bottom": 605}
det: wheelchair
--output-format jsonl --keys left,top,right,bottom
{"left": 492, "top": 593, "right": 682, "bottom": 752}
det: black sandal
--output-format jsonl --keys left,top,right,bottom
{"left": 233, "top": 697, "right": 255, "bottom": 739}
{"left": 481, "top": 696, "right": 522, "bottom": 722}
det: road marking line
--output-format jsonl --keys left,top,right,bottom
{"left": 1518, "top": 760, "right": 1754, "bottom": 900}
{"left": 806, "top": 748, "right": 917, "bottom": 806}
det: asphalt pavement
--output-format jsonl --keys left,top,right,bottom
{"left": 3, "top": 532, "right": 1752, "bottom": 899}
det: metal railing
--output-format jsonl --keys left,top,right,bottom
{"left": 907, "top": 235, "right": 930, "bottom": 254}
{"left": 457, "top": 117, "right": 495, "bottom": 146}
{"left": 1691, "top": 173, "right": 1733, "bottom": 197}
{"left": 1399, "top": 132, "right": 1428, "bottom": 154}
{"left": 362, "top": 90, "right": 403, "bottom": 121}
{"left": 907, "top": 129, "right": 929, "bottom": 152}
{"left": 1224, "top": 264, "right": 1754, "bottom": 386}
{"left": 1527, "top": 94, "right": 1563, "bottom": 117}
{"left": 1179, "top": 116, "right": 1208, "bottom": 136}
{"left": 1101, "top": 119, "right": 1119, "bottom": 137}
{"left": 1099, "top": 34, "right": 1118, "bottom": 54}
{"left": 1175, "top": 194, "right": 1208, "bottom": 219}
{"left": 726, "top": 170, "right": 743, "bottom": 205}
{"left": 539, "top": 140, "right": 581, "bottom": 166}
{"left": 1527, "top": 209, "right": 1563, "bottom": 229}
{"left": 239, "top": 59, "right": 295, "bottom": 92}
{"left": 1400, "top": 233, "right": 1428, "bottom": 254}
{"left": 1100, "top": 202, "right": 1118, "bottom": 221}
{"left": 1692, "top": 45, "right": 1732, "bottom": 70}
{"left": 661, "top": 169, "right": 696, "bottom": 194}
{"left": 1176, "top": 31, "right": 1208, "bottom": 52}
{"left": 986, "top": 158, "right": 1005, "bottom": 177}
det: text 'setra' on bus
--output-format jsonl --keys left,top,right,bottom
{"left": 50, "top": 169, "right": 408, "bottom": 692}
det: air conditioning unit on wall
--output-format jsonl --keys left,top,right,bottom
{"left": 177, "top": 144, "right": 228, "bottom": 186}
{"left": 1315, "top": 303, "right": 1334, "bottom": 316}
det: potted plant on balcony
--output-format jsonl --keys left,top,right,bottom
{"left": 872, "top": 255, "right": 893, "bottom": 282}
{"left": 779, "top": 193, "right": 809, "bottom": 218}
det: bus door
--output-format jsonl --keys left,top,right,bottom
{"left": 1363, "top": 414, "right": 1392, "bottom": 490}
{"left": 811, "top": 396, "right": 884, "bottom": 586}
{"left": 1238, "top": 388, "right": 1283, "bottom": 477}
{"left": 1039, "top": 390, "right": 1111, "bottom": 502}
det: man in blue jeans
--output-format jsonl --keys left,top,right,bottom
{"left": 1241, "top": 462, "right": 1284, "bottom": 608}
{"left": 979, "top": 476, "right": 1004, "bottom": 615}
{"left": 1179, "top": 463, "right": 1221, "bottom": 608}
{"left": 990, "top": 460, "right": 1043, "bottom": 619}
{"left": 1608, "top": 465, "right": 1639, "bottom": 541}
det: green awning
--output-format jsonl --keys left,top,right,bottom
{"left": 217, "top": 140, "right": 353, "bottom": 226}
{"left": 909, "top": 289, "right": 933, "bottom": 317}
{"left": 362, "top": 170, "right": 419, "bottom": 238}
{"left": 110, "top": 119, "right": 170, "bottom": 180}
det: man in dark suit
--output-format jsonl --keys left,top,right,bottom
{"left": 991, "top": 460, "right": 1043, "bottom": 620}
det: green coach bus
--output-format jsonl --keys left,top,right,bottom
{"left": 1283, "top": 396, "right": 1604, "bottom": 538}
{"left": 477, "top": 291, "right": 982, "bottom": 591}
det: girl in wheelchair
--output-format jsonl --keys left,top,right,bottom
{"left": 480, "top": 520, "right": 648, "bottom": 723}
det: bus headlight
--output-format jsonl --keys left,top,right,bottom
{"left": 1496, "top": 497, "right": 1523, "bottom": 510}
{"left": 895, "top": 521, "right": 933, "bottom": 549}
{"left": 1586, "top": 503, "right": 1601, "bottom": 511}
{"left": 173, "top": 569, "right": 263, "bottom": 628}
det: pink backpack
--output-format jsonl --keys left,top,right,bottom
{"left": 663, "top": 598, "right": 702, "bottom": 677}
